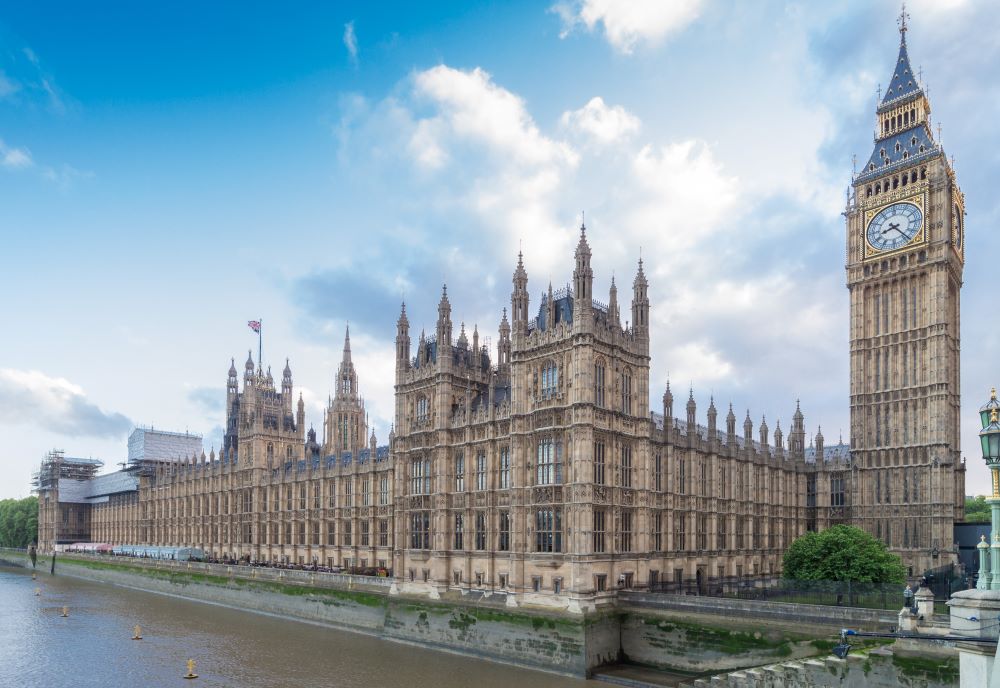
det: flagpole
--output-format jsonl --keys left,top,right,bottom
{"left": 258, "top": 318, "right": 263, "bottom": 372}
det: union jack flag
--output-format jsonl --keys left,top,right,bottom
{"left": 248, "top": 320, "right": 261, "bottom": 333}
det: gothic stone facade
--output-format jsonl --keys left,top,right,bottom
{"left": 35, "top": 19, "right": 963, "bottom": 603}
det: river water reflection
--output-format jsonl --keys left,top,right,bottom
{"left": 1, "top": 568, "right": 589, "bottom": 687}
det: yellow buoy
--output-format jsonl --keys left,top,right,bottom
{"left": 183, "top": 659, "right": 199, "bottom": 679}
{"left": 132, "top": 625, "right": 143, "bottom": 640}
{"left": 61, "top": 606, "right": 69, "bottom": 618}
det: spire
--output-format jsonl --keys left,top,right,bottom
{"left": 228, "top": 357, "right": 237, "bottom": 376}
{"left": 245, "top": 350, "right": 255, "bottom": 373}
{"left": 511, "top": 251, "right": 529, "bottom": 332}
{"left": 283, "top": 357, "right": 292, "bottom": 379}
{"left": 881, "top": 11, "right": 919, "bottom": 105}
{"left": 609, "top": 275, "right": 619, "bottom": 326}
{"left": 343, "top": 324, "right": 352, "bottom": 363}
{"left": 437, "top": 284, "right": 453, "bottom": 344}
{"left": 397, "top": 301, "right": 409, "bottom": 328}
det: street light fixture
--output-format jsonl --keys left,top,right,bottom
{"left": 977, "top": 391, "right": 1000, "bottom": 591}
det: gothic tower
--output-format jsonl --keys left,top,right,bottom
{"left": 324, "top": 326, "right": 368, "bottom": 454}
{"left": 846, "top": 9, "right": 965, "bottom": 573}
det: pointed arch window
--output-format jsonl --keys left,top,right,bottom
{"left": 541, "top": 360, "right": 558, "bottom": 399}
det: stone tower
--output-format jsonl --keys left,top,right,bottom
{"left": 324, "top": 325, "right": 368, "bottom": 455}
{"left": 846, "top": 9, "right": 965, "bottom": 573}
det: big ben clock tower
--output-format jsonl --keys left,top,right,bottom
{"left": 846, "top": 8, "right": 965, "bottom": 574}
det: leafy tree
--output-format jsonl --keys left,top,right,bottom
{"left": 965, "top": 495, "right": 992, "bottom": 523}
{"left": 0, "top": 496, "right": 39, "bottom": 548}
{"left": 783, "top": 525, "right": 905, "bottom": 584}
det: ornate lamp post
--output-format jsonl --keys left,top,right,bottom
{"left": 978, "top": 389, "right": 1000, "bottom": 591}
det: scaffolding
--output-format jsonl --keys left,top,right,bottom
{"left": 32, "top": 449, "right": 103, "bottom": 493}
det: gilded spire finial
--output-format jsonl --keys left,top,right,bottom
{"left": 898, "top": 2, "right": 909, "bottom": 44}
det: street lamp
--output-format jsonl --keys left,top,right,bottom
{"left": 977, "top": 391, "right": 1000, "bottom": 591}
{"left": 981, "top": 387, "right": 1000, "bottom": 430}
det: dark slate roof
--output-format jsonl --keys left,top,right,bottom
{"left": 804, "top": 441, "right": 851, "bottom": 464}
{"left": 857, "top": 125, "right": 938, "bottom": 183}
{"left": 881, "top": 39, "right": 921, "bottom": 107}
{"left": 534, "top": 291, "right": 574, "bottom": 332}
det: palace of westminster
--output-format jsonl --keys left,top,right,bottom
{"left": 35, "top": 19, "right": 968, "bottom": 606}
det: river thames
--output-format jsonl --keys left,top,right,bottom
{"left": 1, "top": 568, "right": 590, "bottom": 687}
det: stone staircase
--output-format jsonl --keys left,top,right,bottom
{"left": 677, "top": 648, "right": 952, "bottom": 688}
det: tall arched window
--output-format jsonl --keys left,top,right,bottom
{"left": 416, "top": 396, "right": 430, "bottom": 423}
{"left": 621, "top": 369, "right": 633, "bottom": 414}
{"left": 541, "top": 361, "right": 558, "bottom": 399}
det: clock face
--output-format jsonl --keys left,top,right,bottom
{"left": 867, "top": 202, "right": 922, "bottom": 252}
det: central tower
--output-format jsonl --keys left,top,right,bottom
{"left": 846, "top": 10, "right": 965, "bottom": 574}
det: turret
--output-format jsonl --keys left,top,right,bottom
{"left": 686, "top": 388, "right": 696, "bottom": 429}
{"left": 662, "top": 381, "right": 673, "bottom": 422}
{"left": 726, "top": 404, "right": 737, "bottom": 443}
{"left": 789, "top": 400, "right": 806, "bottom": 457}
{"left": 707, "top": 396, "right": 717, "bottom": 438}
{"left": 227, "top": 358, "right": 238, "bottom": 399}
{"left": 545, "top": 282, "right": 555, "bottom": 331}
{"left": 774, "top": 420, "right": 784, "bottom": 454}
{"left": 282, "top": 358, "right": 293, "bottom": 396}
{"left": 437, "top": 284, "right": 453, "bottom": 346}
{"left": 297, "top": 392, "right": 305, "bottom": 434}
{"left": 608, "top": 276, "right": 620, "bottom": 328}
{"left": 760, "top": 415, "right": 769, "bottom": 449}
{"left": 498, "top": 308, "right": 511, "bottom": 368}
{"left": 743, "top": 411, "right": 753, "bottom": 446}
{"left": 471, "top": 324, "right": 479, "bottom": 357}
{"left": 396, "top": 302, "right": 411, "bottom": 373}
{"left": 573, "top": 222, "right": 593, "bottom": 324}
{"left": 631, "top": 256, "right": 649, "bottom": 341}
{"left": 457, "top": 322, "right": 468, "bottom": 349}
{"left": 511, "top": 252, "right": 529, "bottom": 335}
{"left": 244, "top": 350, "right": 255, "bottom": 384}
{"left": 815, "top": 426, "right": 825, "bottom": 462}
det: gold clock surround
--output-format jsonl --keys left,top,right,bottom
{"left": 862, "top": 193, "right": 926, "bottom": 260}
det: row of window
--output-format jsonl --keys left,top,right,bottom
{"left": 405, "top": 509, "right": 795, "bottom": 554}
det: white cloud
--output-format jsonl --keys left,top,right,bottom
{"left": 554, "top": 0, "right": 704, "bottom": 54}
{"left": 665, "top": 342, "right": 734, "bottom": 386}
{"left": 0, "top": 139, "right": 33, "bottom": 169}
{"left": 0, "top": 369, "right": 132, "bottom": 438}
{"left": 343, "top": 21, "right": 359, "bottom": 65}
{"left": 412, "top": 66, "right": 577, "bottom": 169}
{"left": 560, "top": 96, "right": 640, "bottom": 145}
{"left": 624, "top": 140, "right": 739, "bottom": 257}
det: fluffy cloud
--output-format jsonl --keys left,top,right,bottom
{"left": 323, "top": 62, "right": 849, "bottom": 433}
{"left": 560, "top": 96, "right": 640, "bottom": 145}
{"left": 554, "top": 0, "right": 704, "bottom": 54}
{"left": 0, "top": 369, "right": 131, "bottom": 438}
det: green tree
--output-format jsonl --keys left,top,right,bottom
{"left": 965, "top": 495, "right": 992, "bottom": 523}
{"left": 783, "top": 525, "right": 905, "bottom": 584}
{"left": 0, "top": 496, "right": 39, "bottom": 548}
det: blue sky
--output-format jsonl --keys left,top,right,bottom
{"left": 2, "top": 0, "right": 999, "bottom": 498}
